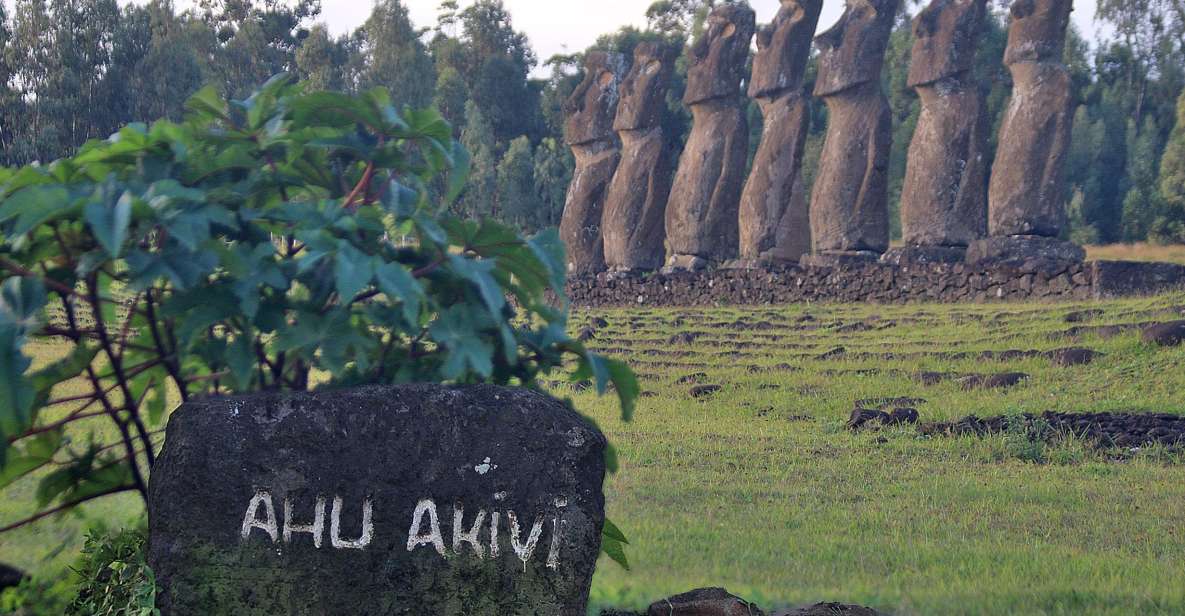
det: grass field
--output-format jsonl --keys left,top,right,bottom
{"left": 1085, "top": 243, "right": 1185, "bottom": 264}
{"left": 3, "top": 293, "right": 1185, "bottom": 615}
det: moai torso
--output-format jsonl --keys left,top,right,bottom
{"left": 664, "top": 4, "right": 756, "bottom": 270}
{"left": 559, "top": 51, "right": 626, "bottom": 276}
{"left": 602, "top": 42, "right": 678, "bottom": 272}
{"left": 896, "top": 0, "right": 990, "bottom": 258}
{"left": 806, "top": 0, "right": 898, "bottom": 260}
{"left": 737, "top": 0, "right": 823, "bottom": 264}
{"left": 987, "top": 0, "right": 1075, "bottom": 238}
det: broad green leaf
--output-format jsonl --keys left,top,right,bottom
{"left": 185, "top": 86, "right": 231, "bottom": 122}
{"left": 602, "top": 517, "right": 630, "bottom": 545}
{"left": 445, "top": 141, "right": 471, "bottom": 206}
{"left": 374, "top": 263, "right": 424, "bottom": 324}
{"left": 0, "top": 185, "right": 72, "bottom": 236}
{"left": 335, "top": 244, "right": 375, "bottom": 302}
{"left": 429, "top": 306, "right": 494, "bottom": 379}
{"left": 600, "top": 535, "right": 630, "bottom": 571}
{"left": 0, "top": 432, "right": 64, "bottom": 489}
{"left": 0, "top": 276, "right": 48, "bottom": 333}
{"left": 227, "top": 334, "right": 256, "bottom": 391}
{"left": 85, "top": 191, "right": 133, "bottom": 257}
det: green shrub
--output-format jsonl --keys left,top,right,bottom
{"left": 66, "top": 528, "right": 158, "bottom": 616}
{"left": 0, "top": 75, "right": 637, "bottom": 573}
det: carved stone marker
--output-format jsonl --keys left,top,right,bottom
{"left": 149, "top": 385, "right": 607, "bottom": 615}
{"left": 888, "top": 0, "right": 990, "bottom": 265}
{"left": 665, "top": 4, "right": 756, "bottom": 271}
{"left": 602, "top": 42, "right": 678, "bottom": 272}
{"left": 560, "top": 51, "right": 626, "bottom": 276}
{"left": 970, "top": 0, "right": 1083, "bottom": 264}
{"left": 736, "top": 0, "right": 823, "bottom": 266}
{"left": 803, "top": 0, "right": 898, "bottom": 267}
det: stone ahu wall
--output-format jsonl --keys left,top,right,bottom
{"left": 566, "top": 260, "right": 1185, "bottom": 307}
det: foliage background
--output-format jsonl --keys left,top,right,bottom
{"left": 1, "top": 0, "right": 1184, "bottom": 243}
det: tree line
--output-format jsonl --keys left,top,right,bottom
{"left": 1, "top": 0, "right": 1184, "bottom": 244}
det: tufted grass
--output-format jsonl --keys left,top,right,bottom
{"left": 3, "top": 292, "right": 1185, "bottom": 615}
{"left": 573, "top": 292, "right": 1185, "bottom": 615}
{"left": 1085, "top": 243, "right": 1185, "bottom": 265}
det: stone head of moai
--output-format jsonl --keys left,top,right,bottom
{"left": 1003, "top": 0, "right": 1073, "bottom": 65}
{"left": 908, "top": 0, "right": 988, "bottom": 88}
{"left": 683, "top": 3, "right": 757, "bottom": 106}
{"left": 813, "top": 0, "right": 901, "bottom": 97}
{"left": 563, "top": 51, "right": 626, "bottom": 146}
{"left": 748, "top": 0, "right": 824, "bottom": 99}
{"left": 613, "top": 41, "right": 678, "bottom": 132}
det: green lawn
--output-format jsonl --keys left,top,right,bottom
{"left": 4, "top": 293, "right": 1185, "bottom": 615}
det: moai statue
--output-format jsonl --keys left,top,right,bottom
{"left": 803, "top": 0, "right": 899, "bottom": 267}
{"left": 559, "top": 51, "right": 626, "bottom": 276}
{"left": 887, "top": 0, "right": 990, "bottom": 265}
{"left": 736, "top": 0, "right": 824, "bottom": 266}
{"left": 664, "top": 4, "right": 756, "bottom": 272}
{"left": 969, "top": 0, "right": 1084, "bottom": 264}
{"left": 602, "top": 42, "right": 679, "bottom": 273}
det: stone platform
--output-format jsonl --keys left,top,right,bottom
{"left": 566, "top": 259, "right": 1185, "bottom": 308}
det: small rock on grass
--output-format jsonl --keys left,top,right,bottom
{"left": 1046, "top": 347, "right": 1102, "bottom": 367}
{"left": 958, "top": 372, "right": 1029, "bottom": 390}
{"left": 647, "top": 588, "right": 764, "bottom": 616}
{"left": 690, "top": 384, "right": 723, "bottom": 398}
{"left": 772, "top": 603, "right": 883, "bottom": 616}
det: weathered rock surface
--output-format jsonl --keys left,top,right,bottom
{"left": 560, "top": 51, "right": 626, "bottom": 276}
{"left": 647, "top": 587, "right": 765, "bottom": 616}
{"left": 772, "top": 604, "right": 883, "bottom": 616}
{"left": 603, "top": 42, "right": 678, "bottom": 272}
{"left": 1141, "top": 321, "right": 1185, "bottom": 347}
{"left": 965, "top": 235, "right": 1085, "bottom": 265}
{"left": 738, "top": 0, "right": 823, "bottom": 264}
{"left": 809, "top": 0, "right": 898, "bottom": 257}
{"left": 666, "top": 4, "right": 756, "bottom": 268}
{"left": 899, "top": 0, "right": 989, "bottom": 252}
{"left": 985, "top": 0, "right": 1075, "bottom": 246}
{"left": 564, "top": 258, "right": 1184, "bottom": 307}
{"left": 149, "top": 385, "right": 607, "bottom": 616}
{"left": 920, "top": 411, "right": 1185, "bottom": 450}
{"left": 0, "top": 563, "right": 27, "bottom": 592}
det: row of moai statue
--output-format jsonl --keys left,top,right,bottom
{"left": 558, "top": 0, "right": 1083, "bottom": 275}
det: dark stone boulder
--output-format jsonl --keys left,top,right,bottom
{"left": 887, "top": 408, "right": 921, "bottom": 426}
{"left": 848, "top": 409, "right": 891, "bottom": 431}
{"left": 647, "top": 587, "right": 765, "bottom": 616}
{"left": 1045, "top": 347, "right": 1102, "bottom": 367}
{"left": 0, "top": 563, "right": 27, "bottom": 592}
{"left": 690, "top": 384, "right": 724, "bottom": 399}
{"left": 148, "top": 385, "right": 607, "bottom": 616}
{"left": 959, "top": 372, "right": 1029, "bottom": 390}
{"left": 1142, "top": 321, "right": 1185, "bottom": 347}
